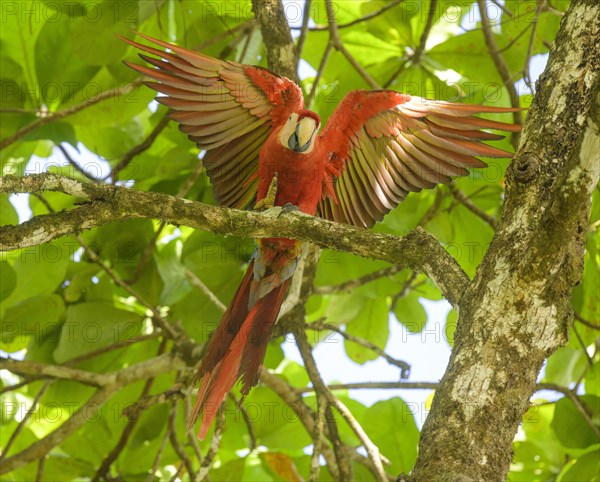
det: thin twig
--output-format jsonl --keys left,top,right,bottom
{"left": 197, "top": 404, "right": 226, "bottom": 481}
{"left": 168, "top": 400, "right": 197, "bottom": 481}
{"left": 325, "top": 0, "right": 380, "bottom": 89}
{"left": 297, "top": 0, "right": 404, "bottom": 31}
{"left": 259, "top": 369, "right": 340, "bottom": 480}
{"left": 331, "top": 397, "right": 390, "bottom": 478}
{"left": 185, "top": 392, "right": 205, "bottom": 467}
{"left": 124, "top": 156, "right": 205, "bottom": 285}
{"left": 57, "top": 144, "right": 103, "bottom": 182}
{"left": 417, "top": 189, "right": 445, "bottom": 227}
{"left": 0, "top": 80, "right": 143, "bottom": 150}
{"left": 186, "top": 270, "right": 227, "bottom": 312}
{"left": 294, "top": 328, "right": 352, "bottom": 481}
{"left": 76, "top": 234, "right": 180, "bottom": 340}
{"left": 109, "top": 114, "right": 170, "bottom": 182}
{"left": 147, "top": 420, "right": 171, "bottom": 482}
{"left": 309, "top": 400, "right": 326, "bottom": 482}
{"left": 296, "top": 381, "right": 439, "bottom": 393}
{"left": 384, "top": 0, "right": 438, "bottom": 88}
{"left": 447, "top": 184, "right": 499, "bottom": 229}
{"left": 476, "top": 0, "right": 522, "bottom": 147}
{"left": 314, "top": 266, "right": 403, "bottom": 295}
{"left": 92, "top": 339, "right": 168, "bottom": 482}
{"left": 572, "top": 323, "right": 594, "bottom": 366}
{"left": 305, "top": 41, "right": 333, "bottom": 109}
{"left": 0, "top": 387, "right": 116, "bottom": 475}
{"left": 228, "top": 394, "right": 257, "bottom": 452}
{"left": 35, "top": 456, "right": 46, "bottom": 482}
{"left": 522, "top": 5, "right": 541, "bottom": 92}
{"left": 0, "top": 381, "right": 51, "bottom": 461}
{"left": 296, "top": 0, "right": 313, "bottom": 66}
{"left": 574, "top": 311, "right": 600, "bottom": 330}
{"left": 538, "top": 383, "right": 600, "bottom": 440}
{"left": 306, "top": 320, "right": 410, "bottom": 378}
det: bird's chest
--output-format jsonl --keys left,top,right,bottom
{"left": 257, "top": 144, "right": 324, "bottom": 215}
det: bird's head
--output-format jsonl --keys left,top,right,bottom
{"left": 280, "top": 111, "right": 321, "bottom": 154}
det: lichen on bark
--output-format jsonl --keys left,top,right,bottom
{"left": 411, "top": 2, "right": 600, "bottom": 481}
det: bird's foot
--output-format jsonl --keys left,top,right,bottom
{"left": 279, "top": 203, "right": 299, "bottom": 216}
{"left": 254, "top": 173, "right": 278, "bottom": 211}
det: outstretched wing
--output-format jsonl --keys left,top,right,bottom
{"left": 121, "top": 32, "right": 304, "bottom": 209}
{"left": 318, "top": 90, "right": 521, "bottom": 228}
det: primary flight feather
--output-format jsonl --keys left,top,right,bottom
{"left": 122, "top": 32, "right": 520, "bottom": 438}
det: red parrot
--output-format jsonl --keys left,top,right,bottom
{"left": 122, "top": 32, "right": 521, "bottom": 438}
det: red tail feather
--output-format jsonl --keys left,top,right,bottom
{"left": 189, "top": 260, "right": 290, "bottom": 439}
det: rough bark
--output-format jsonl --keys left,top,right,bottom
{"left": 0, "top": 173, "right": 468, "bottom": 308}
{"left": 411, "top": 1, "right": 600, "bottom": 481}
{"left": 252, "top": 0, "right": 299, "bottom": 83}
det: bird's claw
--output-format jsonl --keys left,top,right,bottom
{"left": 254, "top": 173, "right": 278, "bottom": 211}
{"left": 279, "top": 203, "right": 299, "bottom": 217}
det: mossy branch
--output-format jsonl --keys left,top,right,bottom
{"left": 0, "top": 173, "right": 468, "bottom": 307}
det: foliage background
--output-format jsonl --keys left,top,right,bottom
{"left": 1, "top": 0, "right": 598, "bottom": 480}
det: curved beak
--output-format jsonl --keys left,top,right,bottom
{"left": 288, "top": 117, "right": 317, "bottom": 153}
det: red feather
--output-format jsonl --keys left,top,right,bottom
{"left": 123, "top": 33, "right": 523, "bottom": 438}
{"left": 190, "top": 258, "right": 291, "bottom": 439}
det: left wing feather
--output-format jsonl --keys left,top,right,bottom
{"left": 121, "top": 32, "right": 303, "bottom": 209}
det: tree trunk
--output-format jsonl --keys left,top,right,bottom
{"left": 411, "top": 1, "right": 599, "bottom": 480}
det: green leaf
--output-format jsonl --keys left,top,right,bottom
{"left": 0, "top": 260, "right": 17, "bottom": 301}
{"left": 557, "top": 449, "right": 600, "bottom": 482}
{"left": 243, "top": 386, "right": 311, "bottom": 454}
{"left": 445, "top": 309, "right": 458, "bottom": 347}
{"left": 70, "top": 0, "right": 136, "bottom": 66}
{"left": 344, "top": 297, "right": 389, "bottom": 364}
{"left": 1, "top": 294, "right": 65, "bottom": 343}
{"left": 1, "top": 239, "right": 71, "bottom": 308}
{"left": 361, "top": 398, "right": 419, "bottom": 474}
{"left": 0, "top": 1, "right": 44, "bottom": 106}
{"left": 394, "top": 294, "right": 427, "bottom": 333}
{"left": 586, "top": 363, "right": 600, "bottom": 397}
{"left": 0, "top": 194, "right": 18, "bottom": 226}
{"left": 53, "top": 301, "right": 142, "bottom": 363}
{"left": 23, "top": 121, "right": 78, "bottom": 146}
{"left": 551, "top": 395, "right": 600, "bottom": 449}
{"left": 155, "top": 239, "right": 192, "bottom": 306}
{"left": 514, "top": 403, "right": 566, "bottom": 477}
{"left": 34, "top": 19, "right": 100, "bottom": 106}
{"left": 211, "top": 459, "right": 246, "bottom": 482}
{"left": 544, "top": 347, "right": 587, "bottom": 386}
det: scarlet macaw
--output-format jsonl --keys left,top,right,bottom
{"left": 122, "top": 32, "right": 520, "bottom": 438}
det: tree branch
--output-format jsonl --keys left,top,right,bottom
{"left": 411, "top": 1, "right": 600, "bottom": 480}
{"left": 0, "top": 173, "right": 469, "bottom": 307}
{"left": 0, "top": 80, "right": 143, "bottom": 150}
{"left": 252, "top": 0, "right": 299, "bottom": 83}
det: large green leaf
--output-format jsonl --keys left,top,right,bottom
{"left": 1, "top": 294, "right": 65, "bottom": 344}
{"left": 34, "top": 19, "right": 100, "bottom": 106}
{"left": 557, "top": 449, "right": 600, "bottom": 481}
{"left": 0, "top": 260, "right": 17, "bottom": 302}
{"left": 551, "top": 395, "right": 600, "bottom": 450}
{"left": 360, "top": 398, "right": 419, "bottom": 475}
{"left": 155, "top": 238, "right": 193, "bottom": 306}
{"left": 0, "top": 194, "right": 18, "bottom": 226}
{"left": 53, "top": 301, "right": 142, "bottom": 363}
{"left": 394, "top": 294, "right": 428, "bottom": 333}
{"left": 345, "top": 297, "right": 390, "bottom": 364}
{"left": 1, "top": 240, "right": 71, "bottom": 309}
{"left": 242, "top": 386, "right": 311, "bottom": 454}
